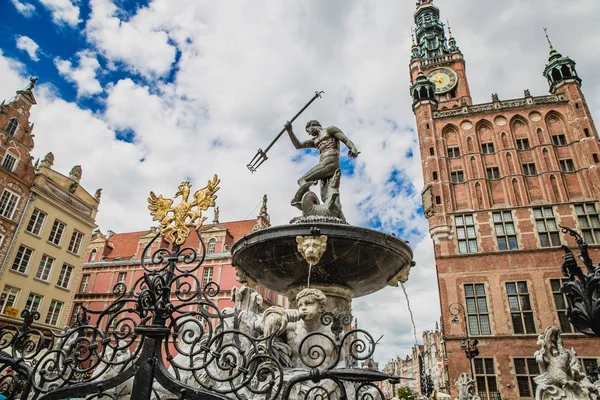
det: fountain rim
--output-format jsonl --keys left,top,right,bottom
{"left": 232, "top": 222, "right": 413, "bottom": 258}
{"left": 231, "top": 222, "right": 414, "bottom": 298}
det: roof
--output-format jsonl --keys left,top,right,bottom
{"left": 100, "top": 219, "right": 257, "bottom": 261}
{"left": 103, "top": 230, "right": 148, "bottom": 261}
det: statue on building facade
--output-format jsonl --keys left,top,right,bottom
{"left": 69, "top": 165, "right": 83, "bottom": 182}
{"left": 41, "top": 152, "right": 54, "bottom": 168}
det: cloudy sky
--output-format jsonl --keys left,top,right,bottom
{"left": 1, "top": 0, "right": 600, "bottom": 366}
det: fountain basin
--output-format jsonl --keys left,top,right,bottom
{"left": 231, "top": 223, "right": 413, "bottom": 298}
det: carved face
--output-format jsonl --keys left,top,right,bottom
{"left": 298, "top": 295, "right": 320, "bottom": 321}
{"left": 305, "top": 125, "right": 322, "bottom": 137}
{"left": 296, "top": 235, "right": 328, "bottom": 265}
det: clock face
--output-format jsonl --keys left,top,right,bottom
{"left": 426, "top": 67, "right": 458, "bottom": 94}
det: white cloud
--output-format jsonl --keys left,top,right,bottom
{"left": 55, "top": 50, "right": 102, "bottom": 97}
{"left": 85, "top": 0, "right": 176, "bottom": 77}
{"left": 10, "top": 0, "right": 36, "bottom": 17}
{"left": 39, "top": 0, "right": 81, "bottom": 27}
{"left": 15, "top": 35, "right": 40, "bottom": 62}
{"left": 3, "top": 0, "right": 600, "bottom": 367}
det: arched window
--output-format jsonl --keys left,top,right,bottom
{"left": 207, "top": 238, "right": 217, "bottom": 254}
{"left": 5, "top": 119, "right": 18, "bottom": 136}
{"left": 89, "top": 249, "right": 97, "bottom": 262}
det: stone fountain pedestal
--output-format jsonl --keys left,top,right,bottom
{"left": 232, "top": 222, "right": 413, "bottom": 313}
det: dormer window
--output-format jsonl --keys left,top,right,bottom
{"left": 5, "top": 119, "right": 18, "bottom": 136}
{"left": 89, "top": 249, "right": 97, "bottom": 262}
{"left": 207, "top": 238, "right": 216, "bottom": 254}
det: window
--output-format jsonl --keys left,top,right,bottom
{"left": 117, "top": 272, "right": 127, "bottom": 285}
{"left": 552, "top": 134, "right": 567, "bottom": 146}
{"left": 48, "top": 220, "right": 66, "bottom": 245}
{"left": 464, "top": 283, "right": 491, "bottom": 335}
{"left": 89, "top": 249, "right": 97, "bottom": 262}
{"left": 68, "top": 230, "right": 84, "bottom": 254}
{"left": 0, "top": 286, "right": 19, "bottom": 314}
{"left": 456, "top": 214, "right": 478, "bottom": 254}
{"left": 481, "top": 142, "right": 495, "bottom": 154}
{"left": 57, "top": 264, "right": 74, "bottom": 289}
{"left": 534, "top": 207, "right": 561, "bottom": 247}
{"left": 207, "top": 238, "right": 217, "bottom": 254}
{"left": 24, "top": 293, "right": 43, "bottom": 312}
{"left": 142, "top": 245, "right": 152, "bottom": 259}
{"left": 486, "top": 167, "right": 500, "bottom": 180}
{"left": 493, "top": 211, "right": 518, "bottom": 250}
{"left": 70, "top": 303, "right": 83, "bottom": 325}
{"left": 35, "top": 254, "right": 55, "bottom": 281}
{"left": 45, "top": 300, "right": 63, "bottom": 326}
{"left": 429, "top": 147, "right": 434, "bottom": 156}
{"left": 575, "top": 203, "right": 600, "bottom": 244}
{"left": 516, "top": 138, "right": 530, "bottom": 150}
{"left": 594, "top": 154, "right": 599, "bottom": 164}
{"left": 79, "top": 274, "right": 90, "bottom": 293}
{"left": 1, "top": 153, "right": 17, "bottom": 172}
{"left": 202, "top": 267, "right": 213, "bottom": 285}
{"left": 506, "top": 281, "right": 536, "bottom": 334}
{"left": 451, "top": 171, "right": 465, "bottom": 183}
{"left": 580, "top": 359, "right": 600, "bottom": 382}
{"left": 5, "top": 119, "right": 18, "bottom": 136}
{"left": 435, "top": 195, "right": 441, "bottom": 205}
{"left": 11, "top": 245, "right": 33, "bottom": 274}
{"left": 559, "top": 159, "right": 575, "bottom": 172}
{"left": 514, "top": 358, "right": 539, "bottom": 397}
{"left": 448, "top": 147, "right": 461, "bottom": 158}
{"left": 522, "top": 163, "right": 537, "bottom": 176}
{"left": 432, "top": 171, "right": 438, "bottom": 180}
{"left": 26, "top": 209, "right": 46, "bottom": 236}
{"left": 0, "top": 189, "right": 20, "bottom": 219}
{"left": 474, "top": 358, "right": 499, "bottom": 400}
{"left": 584, "top": 128, "right": 590, "bottom": 137}
{"left": 550, "top": 278, "right": 573, "bottom": 333}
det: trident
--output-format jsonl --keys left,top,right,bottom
{"left": 247, "top": 91, "right": 324, "bottom": 173}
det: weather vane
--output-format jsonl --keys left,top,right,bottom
{"left": 246, "top": 91, "right": 324, "bottom": 173}
{"left": 148, "top": 175, "right": 220, "bottom": 245}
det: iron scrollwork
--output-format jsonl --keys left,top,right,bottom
{"left": 559, "top": 226, "right": 600, "bottom": 336}
{"left": 0, "top": 233, "right": 397, "bottom": 400}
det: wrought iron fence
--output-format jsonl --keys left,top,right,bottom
{"left": 0, "top": 231, "right": 397, "bottom": 400}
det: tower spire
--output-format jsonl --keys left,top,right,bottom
{"left": 413, "top": 0, "right": 450, "bottom": 59}
{"left": 543, "top": 27, "right": 554, "bottom": 52}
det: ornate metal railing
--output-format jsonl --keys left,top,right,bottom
{"left": 560, "top": 226, "right": 600, "bottom": 336}
{"left": 0, "top": 231, "right": 397, "bottom": 400}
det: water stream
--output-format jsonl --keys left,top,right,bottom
{"left": 400, "top": 282, "right": 419, "bottom": 345}
{"left": 307, "top": 263, "right": 313, "bottom": 287}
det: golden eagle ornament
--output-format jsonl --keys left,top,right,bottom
{"left": 148, "top": 175, "right": 220, "bottom": 245}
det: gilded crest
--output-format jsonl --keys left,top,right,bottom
{"left": 148, "top": 175, "right": 220, "bottom": 245}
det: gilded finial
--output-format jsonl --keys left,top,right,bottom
{"left": 148, "top": 175, "right": 220, "bottom": 245}
{"left": 543, "top": 27, "right": 554, "bottom": 51}
{"left": 447, "top": 20, "right": 454, "bottom": 39}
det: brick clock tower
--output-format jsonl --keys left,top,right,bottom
{"left": 410, "top": 1, "right": 600, "bottom": 399}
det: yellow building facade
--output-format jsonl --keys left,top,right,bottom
{"left": 0, "top": 154, "right": 100, "bottom": 331}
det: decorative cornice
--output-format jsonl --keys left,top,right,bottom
{"left": 432, "top": 93, "right": 567, "bottom": 119}
{"left": 35, "top": 179, "right": 95, "bottom": 219}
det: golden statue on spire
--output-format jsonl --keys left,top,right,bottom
{"left": 148, "top": 175, "right": 220, "bottom": 245}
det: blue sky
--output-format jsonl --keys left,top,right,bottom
{"left": 2, "top": 0, "right": 600, "bottom": 367}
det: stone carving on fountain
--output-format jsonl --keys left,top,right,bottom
{"left": 533, "top": 326, "right": 600, "bottom": 400}
{"left": 0, "top": 175, "right": 406, "bottom": 400}
{"left": 453, "top": 373, "right": 480, "bottom": 400}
